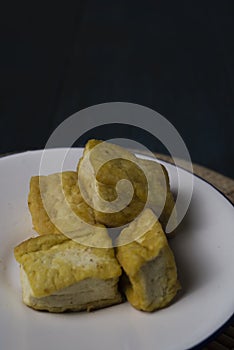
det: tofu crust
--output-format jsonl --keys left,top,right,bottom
{"left": 116, "top": 209, "right": 180, "bottom": 312}
{"left": 28, "top": 171, "right": 95, "bottom": 235}
{"left": 14, "top": 232, "right": 123, "bottom": 312}
{"left": 77, "top": 140, "right": 176, "bottom": 231}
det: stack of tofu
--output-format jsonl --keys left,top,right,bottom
{"left": 14, "top": 140, "right": 180, "bottom": 313}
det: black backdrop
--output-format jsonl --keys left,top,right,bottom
{"left": 1, "top": 1, "right": 234, "bottom": 177}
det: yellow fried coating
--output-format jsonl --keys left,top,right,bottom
{"left": 28, "top": 171, "right": 95, "bottom": 235}
{"left": 14, "top": 232, "right": 122, "bottom": 298}
{"left": 116, "top": 209, "right": 180, "bottom": 312}
{"left": 77, "top": 140, "right": 176, "bottom": 231}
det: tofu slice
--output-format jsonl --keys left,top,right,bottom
{"left": 14, "top": 232, "right": 123, "bottom": 312}
{"left": 116, "top": 209, "right": 180, "bottom": 312}
{"left": 28, "top": 171, "right": 95, "bottom": 235}
{"left": 77, "top": 140, "right": 176, "bottom": 232}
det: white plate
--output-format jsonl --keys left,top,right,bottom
{"left": 0, "top": 148, "right": 234, "bottom": 350}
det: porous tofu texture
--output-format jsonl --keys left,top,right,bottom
{"left": 14, "top": 233, "right": 122, "bottom": 298}
{"left": 20, "top": 267, "right": 122, "bottom": 312}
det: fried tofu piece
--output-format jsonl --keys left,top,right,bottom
{"left": 116, "top": 209, "right": 180, "bottom": 312}
{"left": 14, "top": 231, "right": 123, "bottom": 312}
{"left": 137, "top": 158, "right": 177, "bottom": 233}
{"left": 28, "top": 171, "right": 95, "bottom": 235}
{"left": 77, "top": 140, "right": 176, "bottom": 231}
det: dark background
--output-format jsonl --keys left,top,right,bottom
{"left": 1, "top": 1, "right": 234, "bottom": 177}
